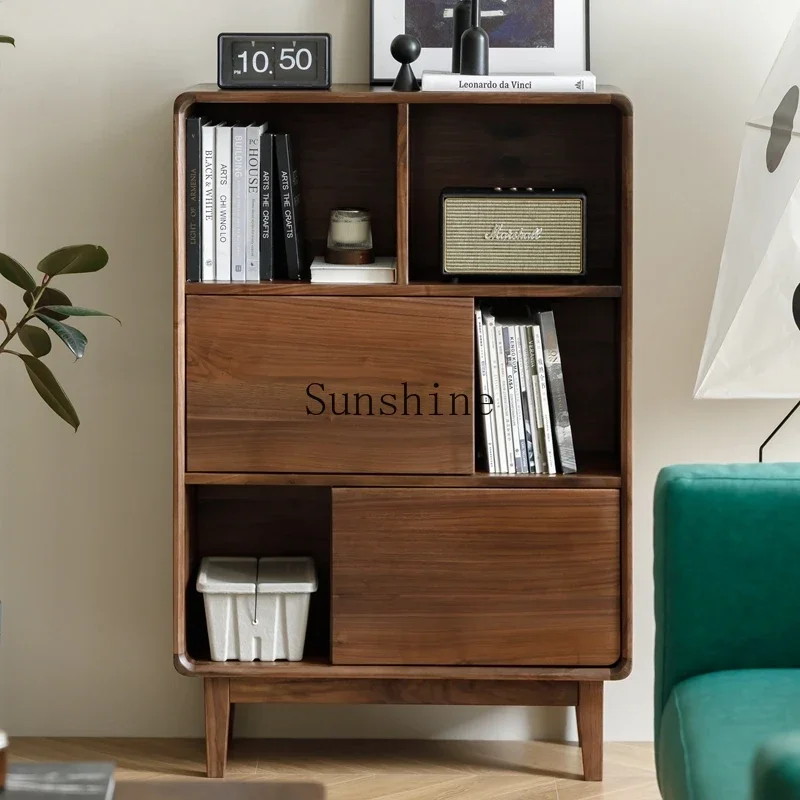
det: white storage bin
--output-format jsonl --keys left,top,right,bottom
{"left": 197, "top": 557, "right": 318, "bottom": 662}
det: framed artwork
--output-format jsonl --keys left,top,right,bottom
{"left": 371, "top": 0, "right": 590, "bottom": 84}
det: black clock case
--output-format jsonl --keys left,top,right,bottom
{"left": 218, "top": 33, "right": 332, "bottom": 90}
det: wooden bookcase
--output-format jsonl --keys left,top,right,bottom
{"left": 173, "top": 85, "right": 633, "bottom": 781}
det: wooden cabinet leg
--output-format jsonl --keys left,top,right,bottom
{"left": 576, "top": 681, "right": 603, "bottom": 782}
{"left": 204, "top": 678, "right": 231, "bottom": 778}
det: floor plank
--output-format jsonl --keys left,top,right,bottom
{"left": 8, "top": 739, "right": 657, "bottom": 799}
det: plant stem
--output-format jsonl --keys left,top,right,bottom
{"left": 0, "top": 276, "right": 50, "bottom": 354}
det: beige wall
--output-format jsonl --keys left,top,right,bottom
{"left": 1, "top": 0, "right": 798, "bottom": 740}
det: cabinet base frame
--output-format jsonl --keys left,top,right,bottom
{"left": 204, "top": 677, "right": 604, "bottom": 782}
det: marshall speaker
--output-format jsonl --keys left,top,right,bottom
{"left": 441, "top": 189, "right": 586, "bottom": 278}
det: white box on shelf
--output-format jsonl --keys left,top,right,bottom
{"left": 197, "top": 556, "right": 318, "bottom": 662}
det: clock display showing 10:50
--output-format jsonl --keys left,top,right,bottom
{"left": 218, "top": 34, "right": 332, "bottom": 90}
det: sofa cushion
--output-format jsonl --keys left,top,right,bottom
{"left": 659, "top": 670, "right": 800, "bottom": 800}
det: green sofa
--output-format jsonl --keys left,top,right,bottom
{"left": 655, "top": 464, "right": 800, "bottom": 799}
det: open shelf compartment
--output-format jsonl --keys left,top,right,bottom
{"left": 473, "top": 296, "right": 621, "bottom": 477}
{"left": 186, "top": 485, "right": 332, "bottom": 664}
{"left": 409, "top": 103, "right": 624, "bottom": 286}
{"left": 187, "top": 102, "right": 400, "bottom": 281}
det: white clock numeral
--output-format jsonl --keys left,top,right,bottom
{"left": 279, "top": 47, "right": 313, "bottom": 71}
{"left": 236, "top": 50, "right": 270, "bottom": 74}
{"left": 252, "top": 51, "right": 269, "bottom": 73}
{"left": 296, "top": 48, "right": 313, "bottom": 70}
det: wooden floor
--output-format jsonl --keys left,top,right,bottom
{"left": 10, "top": 739, "right": 659, "bottom": 799}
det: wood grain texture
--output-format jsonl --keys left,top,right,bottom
{"left": 617, "top": 111, "right": 634, "bottom": 680}
{"left": 174, "top": 89, "right": 634, "bottom": 785}
{"left": 176, "top": 655, "right": 611, "bottom": 682}
{"left": 204, "top": 678, "right": 230, "bottom": 778}
{"left": 183, "top": 469, "right": 622, "bottom": 489}
{"left": 332, "top": 489, "right": 621, "bottom": 666}
{"left": 173, "top": 99, "right": 190, "bottom": 658}
{"left": 186, "top": 297, "right": 474, "bottom": 474}
{"left": 577, "top": 682, "right": 604, "bottom": 782}
{"left": 9, "top": 739, "right": 659, "bottom": 799}
{"left": 229, "top": 679, "right": 578, "bottom": 706}
{"left": 177, "top": 84, "right": 633, "bottom": 111}
{"left": 397, "top": 104, "right": 410, "bottom": 286}
{"left": 184, "top": 282, "right": 623, "bottom": 298}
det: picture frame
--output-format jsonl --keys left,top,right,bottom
{"left": 370, "top": 0, "right": 590, "bottom": 85}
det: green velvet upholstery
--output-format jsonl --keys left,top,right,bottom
{"left": 754, "top": 734, "right": 800, "bottom": 800}
{"left": 659, "top": 670, "right": 800, "bottom": 800}
{"left": 654, "top": 464, "right": 800, "bottom": 799}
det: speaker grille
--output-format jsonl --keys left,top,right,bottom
{"left": 443, "top": 196, "right": 584, "bottom": 275}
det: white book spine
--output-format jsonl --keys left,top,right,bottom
{"left": 215, "top": 126, "right": 232, "bottom": 281}
{"left": 514, "top": 324, "right": 534, "bottom": 474}
{"left": 246, "top": 125, "right": 266, "bottom": 282}
{"left": 521, "top": 326, "right": 543, "bottom": 474}
{"left": 201, "top": 124, "right": 216, "bottom": 282}
{"left": 421, "top": 71, "right": 597, "bottom": 93}
{"left": 474, "top": 309, "right": 496, "bottom": 474}
{"left": 231, "top": 126, "right": 248, "bottom": 282}
{"left": 504, "top": 326, "right": 527, "bottom": 473}
{"left": 495, "top": 324, "right": 516, "bottom": 474}
{"left": 533, "top": 325, "right": 557, "bottom": 475}
{"left": 483, "top": 313, "right": 508, "bottom": 474}
{"left": 527, "top": 326, "right": 548, "bottom": 472}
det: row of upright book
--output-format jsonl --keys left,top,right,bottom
{"left": 476, "top": 307, "right": 576, "bottom": 475}
{"left": 184, "top": 118, "right": 304, "bottom": 283}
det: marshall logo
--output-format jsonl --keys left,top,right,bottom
{"left": 484, "top": 224, "right": 544, "bottom": 242}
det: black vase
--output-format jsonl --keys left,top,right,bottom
{"left": 452, "top": 0, "right": 472, "bottom": 73}
{"left": 460, "top": 0, "right": 489, "bottom": 76}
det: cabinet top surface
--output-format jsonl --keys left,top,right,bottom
{"left": 176, "top": 84, "right": 632, "bottom": 113}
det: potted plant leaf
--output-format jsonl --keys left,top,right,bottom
{"left": 0, "top": 245, "right": 118, "bottom": 430}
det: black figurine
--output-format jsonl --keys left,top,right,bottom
{"left": 460, "top": 0, "right": 489, "bottom": 76}
{"left": 391, "top": 34, "right": 421, "bottom": 92}
{"left": 452, "top": 0, "right": 472, "bottom": 73}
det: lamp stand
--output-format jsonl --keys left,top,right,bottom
{"left": 759, "top": 400, "right": 800, "bottom": 462}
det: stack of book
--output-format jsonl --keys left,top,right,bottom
{"left": 310, "top": 256, "right": 397, "bottom": 285}
{"left": 185, "top": 118, "right": 304, "bottom": 283}
{"left": 475, "top": 307, "right": 577, "bottom": 475}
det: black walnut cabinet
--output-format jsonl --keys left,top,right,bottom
{"left": 173, "top": 84, "right": 633, "bottom": 780}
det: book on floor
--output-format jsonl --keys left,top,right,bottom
{"left": 5, "top": 763, "right": 115, "bottom": 800}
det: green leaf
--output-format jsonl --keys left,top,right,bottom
{"left": 36, "top": 314, "right": 87, "bottom": 360}
{"left": 0, "top": 36, "right": 15, "bottom": 46}
{"left": 0, "top": 252, "right": 36, "bottom": 291}
{"left": 38, "top": 305, "right": 120, "bottom": 324}
{"left": 0, "top": 303, "right": 6, "bottom": 322}
{"left": 17, "top": 354, "right": 79, "bottom": 430}
{"left": 37, "top": 245, "right": 109, "bottom": 277}
{"left": 23, "top": 288, "right": 71, "bottom": 320}
{"left": 17, "top": 325, "right": 51, "bottom": 357}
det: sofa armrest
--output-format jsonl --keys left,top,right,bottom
{"left": 754, "top": 734, "right": 800, "bottom": 800}
{"left": 654, "top": 465, "right": 800, "bottom": 745}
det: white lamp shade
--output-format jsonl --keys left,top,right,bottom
{"left": 696, "top": 12, "right": 800, "bottom": 399}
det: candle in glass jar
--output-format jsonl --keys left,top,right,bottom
{"left": 329, "top": 209, "right": 372, "bottom": 247}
